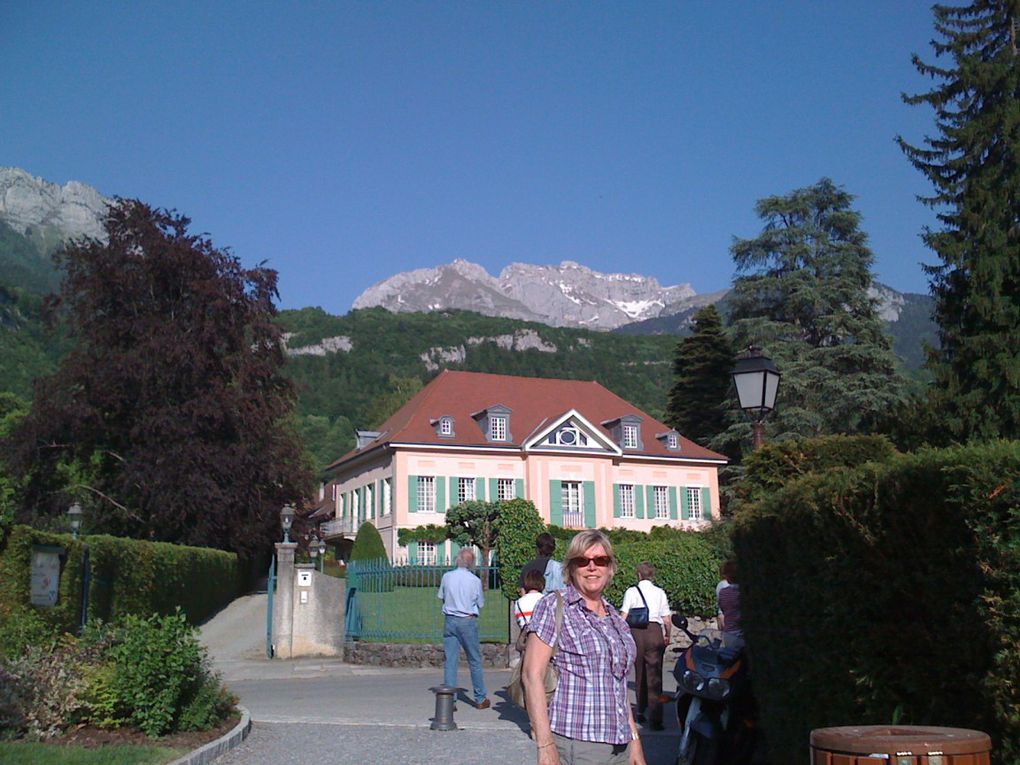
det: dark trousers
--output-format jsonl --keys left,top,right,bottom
{"left": 631, "top": 624, "right": 666, "bottom": 724}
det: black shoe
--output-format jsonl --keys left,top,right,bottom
{"left": 650, "top": 721, "right": 664, "bottom": 731}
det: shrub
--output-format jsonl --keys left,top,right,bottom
{"left": 733, "top": 441, "right": 1020, "bottom": 764}
{"left": 177, "top": 673, "right": 236, "bottom": 732}
{"left": 350, "top": 522, "right": 387, "bottom": 561}
{"left": 495, "top": 499, "right": 545, "bottom": 601}
{"left": 609, "top": 532, "right": 721, "bottom": 616}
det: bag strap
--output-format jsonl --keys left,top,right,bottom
{"left": 551, "top": 591, "right": 563, "bottom": 657}
{"left": 634, "top": 584, "right": 649, "bottom": 610}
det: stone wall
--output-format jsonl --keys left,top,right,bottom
{"left": 343, "top": 640, "right": 511, "bottom": 668}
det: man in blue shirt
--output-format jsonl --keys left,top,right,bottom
{"left": 437, "top": 547, "right": 489, "bottom": 708}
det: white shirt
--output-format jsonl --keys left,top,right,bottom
{"left": 620, "top": 579, "right": 671, "bottom": 625}
{"left": 514, "top": 590, "right": 543, "bottom": 628}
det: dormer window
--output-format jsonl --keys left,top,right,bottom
{"left": 622, "top": 424, "right": 639, "bottom": 449}
{"left": 490, "top": 415, "right": 507, "bottom": 441}
{"left": 667, "top": 433, "right": 679, "bottom": 450}
{"left": 439, "top": 417, "right": 454, "bottom": 437}
{"left": 474, "top": 404, "right": 512, "bottom": 443}
{"left": 602, "top": 414, "right": 643, "bottom": 451}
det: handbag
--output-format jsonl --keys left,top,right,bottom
{"left": 507, "top": 591, "right": 563, "bottom": 708}
{"left": 625, "top": 585, "right": 650, "bottom": 628}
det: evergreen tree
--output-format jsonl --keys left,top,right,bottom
{"left": 3, "top": 200, "right": 311, "bottom": 556}
{"left": 723, "top": 179, "right": 907, "bottom": 443}
{"left": 665, "top": 305, "right": 734, "bottom": 446}
{"left": 898, "top": 0, "right": 1020, "bottom": 441}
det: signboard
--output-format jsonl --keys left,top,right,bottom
{"left": 298, "top": 570, "right": 312, "bottom": 587}
{"left": 30, "top": 545, "right": 64, "bottom": 607}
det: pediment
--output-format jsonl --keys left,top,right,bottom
{"left": 523, "top": 409, "right": 622, "bottom": 454}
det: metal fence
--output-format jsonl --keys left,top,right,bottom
{"left": 346, "top": 558, "right": 508, "bottom": 643}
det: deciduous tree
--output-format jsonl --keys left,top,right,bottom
{"left": 898, "top": 0, "right": 1020, "bottom": 441}
{"left": 3, "top": 200, "right": 311, "bottom": 556}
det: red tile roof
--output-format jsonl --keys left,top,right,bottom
{"left": 326, "top": 370, "right": 728, "bottom": 469}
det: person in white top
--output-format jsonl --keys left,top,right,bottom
{"left": 620, "top": 561, "right": 672, "bottom": 730}
{"left": 515, "top": 568, "right": 546, "bottom": 629}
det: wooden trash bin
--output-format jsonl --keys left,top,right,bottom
{"left": 811, "top": 725, "right": 992, "bottom": 765}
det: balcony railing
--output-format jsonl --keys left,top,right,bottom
{"left": 562, "top": 511, "right": 585, "bottom": 529}
{"left": 320, "top": 517, "right": 356, "bottom": 538}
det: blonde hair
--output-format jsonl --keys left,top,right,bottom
{"left": 564, "top": 529, "right": 618, "bottom": 586}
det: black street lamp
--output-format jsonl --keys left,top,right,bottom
{"left": 280, "top": 504, "right": 295, "bottom": 543}
{"left": 68, "top": 502, "right": 83, "bottom": 540}
{"left": 731, "top": 346, "right": 782, "bottom": 450}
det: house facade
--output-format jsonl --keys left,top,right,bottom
{"left": 319, "top": 370, "right": 728, "bottom": 564}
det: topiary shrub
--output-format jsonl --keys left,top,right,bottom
{"left": 495, "top": 499, "right": 545, "bottom": 601}
{"left": 350, "top": 522, "right": 387, "bottom": 562}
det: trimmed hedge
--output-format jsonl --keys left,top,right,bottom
{"left": 0, "top": 525, "right": 245, "bottom": 656}
{"left": 733, "top": 441, "right": 1020, "bottom": 764}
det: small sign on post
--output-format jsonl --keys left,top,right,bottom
{"left": 30, "top": 545, "right": 64, "bottom": 607}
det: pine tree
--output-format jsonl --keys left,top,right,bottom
{"left": 665, "top": 305, "right": 735, "bottom": 446}
{"left": 724, "top": 179, "right": 907, "bottom": 442}
{"left": 898, "top": 0, "right": 1020, "bottom": 441}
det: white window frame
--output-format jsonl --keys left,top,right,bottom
{"left": 418, "top": 476, "right": 436, "bottom": 513}
{"left": 667, "top": 434, "right": 679, "bottom": 450}
{"left": 418, "top": 540, "right": 436, "bottom": 566}
{"left": 654, "top": 485, "right": 669, "bottom": 520}
{"left": 619, "top": 484, "right": 635, "bottom": 519}
{"left": 439, "top": 417, "right": 453, "bottom": 436}
{"left": 497, "top": 478, "right": 516, "bottom": 501}
{"left": 365, "top": 483, "right": 374, "bottom": 518}
{"left": 622, "top": 424, "right": 638, "bottom": 449}
{"left": 562, "top": 481, "right": 584, "bottom": 527}
{"left": 490, "top": 415, "right": 508, "bottom": 441}
{"left": 458, "top": 477, "right": 477, "bottom": 504}
{"left": 382, "top": 477, "right": 391, "bottom": 516}
{"left": 687, "top": 486, "right": 703, "bottom": 521}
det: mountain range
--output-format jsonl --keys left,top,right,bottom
{"left": 0, "top": 166, "right": 936, "bottom": 369}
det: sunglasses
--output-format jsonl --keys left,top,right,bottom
{"left": 569, "top": 555, "right": 612, "bottom": 568}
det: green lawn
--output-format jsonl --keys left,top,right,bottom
{"left": 0, "top": 742, "right": 186, "bottom": 765}
{"left": 356, "top": 585, "right": 509, "bottom": 643}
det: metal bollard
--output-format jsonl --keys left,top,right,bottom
{"left": 430, "top": 685, "right": 461, "bottom": 731}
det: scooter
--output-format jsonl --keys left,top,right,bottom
{"left": 670, "top": 614, "right": 755, "bottom": 765}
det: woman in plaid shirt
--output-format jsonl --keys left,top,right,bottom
{"left": 522, "top": 530, "right": 647, "bottom": 765}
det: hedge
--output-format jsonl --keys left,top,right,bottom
{"left": 0, "top": 525, "right": 245, "bottom": 655}
{"left": 732, "top": 441, "right": 1020, "bottom": 764}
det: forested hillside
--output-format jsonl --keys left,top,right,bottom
{"left": 279, "top": 306, "right": 678, "bottom": 468}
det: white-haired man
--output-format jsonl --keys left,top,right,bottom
{"left": 437, "top": 547, "right": 489, "bottom": 708}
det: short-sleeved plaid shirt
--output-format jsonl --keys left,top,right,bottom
{"left": 528, "top": 584, "right": 637, "bottom": 745}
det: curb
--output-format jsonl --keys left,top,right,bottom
{"left": 168, "top": 705, "right": 252, "bottom": 765}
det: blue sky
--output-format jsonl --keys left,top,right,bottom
{"left": 4, "top": 2, "right": 940, "bottom": 314}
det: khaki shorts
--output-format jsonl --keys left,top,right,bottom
{"left": 552, "top": 732, "right": 631, "bottom": 765}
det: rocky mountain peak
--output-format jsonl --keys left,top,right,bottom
{"left": 0, "top": 167, "right": 110, "bottom": 244}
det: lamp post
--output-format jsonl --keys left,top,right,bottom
{"left": 309, "top": 533, "right": 320, "bottom": 571}
{"left": 280, "top": 504, "right": 295, "bottom": 543}
{"left": 317, "top": 538, "right": 327, "bottom": 572}
{"left": 731, "top": 346, "right": 782, "bottom": 450}
{"left": 68, "top": 502, "right": 83, "bottom": 540}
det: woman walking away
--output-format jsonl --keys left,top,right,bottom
{"left": 620, "top": 562, "right": 671, "bottom": 731}
{"left": 514, "top": 569, "right": 546, "bottom": 661}
{"left": 522, "top": 530, "right": 646, "bottom": 765}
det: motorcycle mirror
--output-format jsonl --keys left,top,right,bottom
{"left": 671, "top": 614, "right": 688, "bottom": 630}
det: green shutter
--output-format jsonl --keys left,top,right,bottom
{"left": 669, "top": 486, "right": 679, "bottom": 520}
{"left": 613, "top": 484, "right": 621, "bottom": 518}
{"left": 549, "top": 480, "right": 563, "bottom": 526}
{"left": 489, "top": 478, "right": 499, "bottom": 501}
{"left": 583, "top": 481, "right": 596, "bottom": 528}
{"left": 437, "top": 476, "right": 446, "bottom": 513}
{"left": 702, "top": 487, "right": 712, "bottom": 520}
{"left": 476, "top": 477, "right": 485, "bottom": 501}
{"left": 635, "top": 485, "right": 645, "bottom": 519}
{"left": 408, "top": 475, "right": 418, "bottom": 513}
{"left": 516, "top": 478, "right": 524, "bottom": 499}
{"left": 451, "top": 541, "right": 461, "bottom": 561}
{"left": 449, "top": 477, "right": 458, "bottom": 508}
{"left": 645, "top": 486, "right": 655, "bottom": 519}
{"left": 681, "top": 486, "right": 690, "bottom": 520}
{"left": 436, "top": 541, "right": 446, "bottom": 565}
{"left": 408, "top": 541, "right": 418, "bottom": 565}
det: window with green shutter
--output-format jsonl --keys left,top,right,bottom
{"left": 549, "top": 479, "right": 563, "bottom": 526}
{"left": 702, "top": 487, "right": 712, "bottom": 520}
{"left": 408, "top": 475, "right": 419, "bottom": 513}
{"left": 583, "top": 481, "right": 596, "bottom": 528}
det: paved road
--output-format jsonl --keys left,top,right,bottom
{"left": 201, "top": 593, "right": 683, "bottom": 764}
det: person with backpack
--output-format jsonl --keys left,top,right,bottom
{"left": 620, "top": 562, "right": 671, "bottom": 731}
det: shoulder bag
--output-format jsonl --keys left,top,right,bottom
{"left": 625, "top": 585, "right": 650, "bottom": 628}
{"left": 507, "top": 591, "right": 563, "bottom": 708}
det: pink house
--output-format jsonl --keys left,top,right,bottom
{"left": 319, "top": 370, "right": 728, "bottom": 564}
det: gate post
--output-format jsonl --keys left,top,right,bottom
{"left": 272, "top": 541, "right": 298, "bottom": 659}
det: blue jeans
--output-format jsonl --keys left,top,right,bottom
{"left": 443, "top": 614, "right": 486, "bottom": 703}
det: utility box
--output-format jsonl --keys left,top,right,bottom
{"left": 811, "top": 725, "right": 991, "bottom": 765}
